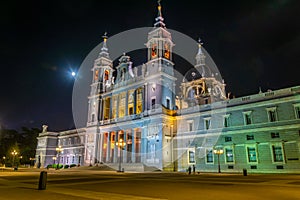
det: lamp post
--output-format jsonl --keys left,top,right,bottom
{"left": 19, "top": 156, "right": 22, "bottom": 166}
{"left": 56, "top": 145, "right": 63, "bottom": 170}
{"left": 116, "top": 138, "right": 126, "bottom": 172}
{"left": 29, "top": 157, "right": 35, "bottom": 167}
{"left": 2, "top": 156, "right": 6, "bottom": 168}
{"left": 11, "top": 150, "right": 18, "bottom": 167}
{"left": 213, "top": 149, "right": 224, "bottom": 173}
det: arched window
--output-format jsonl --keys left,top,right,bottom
{"left": 94, "top": 70, "right": 99, "bottom": 81}
{"left": 104, "top": 70, "right": 109, "bottom": 81}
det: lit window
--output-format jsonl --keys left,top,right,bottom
{"left": 94, "top": 70, "right": 99, "bottom": 81}
{"left": 225, "top": 148, "right": 234, "bottom": 163}
{"left": 103, "top": 97, "right": 111, "bottom": 120}
{"left": 112, "top": 95, "right": 117, "bottom": 119}
{"left": 136, "top": 88, "right": 143, "bottom": 114}
{"left": 188, "top": 150, "right": 195, "bottom": 164}
{"left": 206, "top": 149, "right": 213, "bottom": 163}
{"left": 272, "top": 144, "right": 283, "bottom": 162}
{"left": 119, "top": 92, "right": 126, "bottom": 117}
{"left": 128, "top": 90, "right": 135, "bottom": 115}
{"left": 247, "top": 147, "right": 257, "bottom": 162}
{"left": 104, "top": 70, "right": 109, "bottom": 81}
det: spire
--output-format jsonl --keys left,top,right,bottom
{"left": 98, "top": 32, "right": 110, "bottom": 59}
{"left": 195, "top": 38, "right": 206, "bottom": 77}
{"left": 197, "top": 38, "right": 204, "bottom": 55}
{"left": 154, "top": 0, "right": 166, "bottom": 28}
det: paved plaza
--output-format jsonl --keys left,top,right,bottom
{"left": 1, "top": 168, "right": 300, "bottom": 199}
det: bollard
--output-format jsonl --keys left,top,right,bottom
{"left": 38, "top": 171, "right": 47, "bottom": 190}
{"left": 243, "top": 168, "right": 247, "bottom": 176}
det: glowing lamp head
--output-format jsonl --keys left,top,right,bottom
{"left": 71, "top": 71, "right": 76, "bottom": 77}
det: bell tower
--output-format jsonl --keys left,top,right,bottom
{"left": 146, "top": 0, "right": 174, "bottom": 70}
{"left": 87, "top": 33, "right": 113, "bottom": 126}
{"left": 144, "top": 1, "right": 177, "bottom": 112}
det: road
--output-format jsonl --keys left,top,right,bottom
{"left": 0, "top": 168, "right": 300, "bottom": 199}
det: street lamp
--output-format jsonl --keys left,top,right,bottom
{"left": 213, "top": 149, "right": 224, "bottom": 173}
{"left": 116, "top": 138, "right": 126, "bottom": 172}
{"left": 11, "top": 150, "right": 18, "bottom": 167}
{"left": 56, "top": 145, "right": 63, "bottom": 170}
{"left": 2, "top": 156, "right": 6, "bottom": 167}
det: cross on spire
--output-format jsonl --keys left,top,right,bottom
{"left": 98, "top": 32, "right": 110, "bottom": 59}
{"left": 154, "top": 0, "right": 165, "bottom": 28}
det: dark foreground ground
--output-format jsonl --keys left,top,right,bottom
{"left": 1, "top": 167, "right": 300, "bottom": 200}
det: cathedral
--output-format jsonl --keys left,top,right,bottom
{"left": 36, "top": 3, "right": 300, "bottom": 173}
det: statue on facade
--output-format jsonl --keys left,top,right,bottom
{"left": 42, "top": 125, "right": 48, "bottom": 133}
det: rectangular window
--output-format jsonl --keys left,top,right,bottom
{"left": 243, "top": 111, "right": 252, "bottom": 125}
{"left": 272, "top": 145, "right": 283, "bottom": 162}
{"left": 166, "top": 98, "right": 170, "bottom": 109}
{"left": 187, "top": 121, "right": 193, "bottom": 132}
{"left": 266, "top": 107, "right": 278, "bottom": 122}
{"left": 112, "top": 95, "right": 117, "bottom": 119}
{"left": 128, "top": 90, "right": 135, "bottom": 115}
{"left": 247, "top": 147, "right": 257, "bottom": 162}
{"left": 151, "top": 98, "right": 156, "bottom": 110}
{"left": 271, "top": 132, "right": 280, "bottom": 138}
{"left": 294, "top": 105, "right": 300, "bottom": 119}
{"left": 223, "top": 115, "right": 230, "bottom": 127}
{"left": 246, "top": 135, "right": 254, "bottom": 140}
{"left": 188, "top": 150, "right": 195, "bottom": 164}
{"left": 104, "top": 97, "right": 111, "bottom": 120}
{"left": 225, "top": 136, "right": 232, "bottom": 142}
{"left": 204, "top": 118, "right": 211, "bottom": 130}
{"left": 268, "top": 110, "right": 277, "bottom": 122}
{"left": 136, "top": 88, "right": 143, "bottom": 114}
{"left": 206, "top": 149, "right": 213, "bottom": 163}
{"left": 204, "top": 98, "right": 209, "bottom": 104}
{"left": 225, "top": 148, "right": 234, "bottom": 163}
{"left": 119, "top": 92, "right": 126, "bottom": 117}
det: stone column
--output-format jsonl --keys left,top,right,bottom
{"left": 114, "top": 132, "right": 118, "bottom": 163}
{"left": 132, "top": 129, "right": 136, "bottom": 163}
{"left": 106, "top": 132, "right": 110, "bottom": 163}
{"left": 123, "top": 131, "right": 127, "bottom": 163}
{"left": 98, "top": 133, "right": 102, "bottom": 163}
{"left": 141, "top": 126, "right": 147, "bottom": 163}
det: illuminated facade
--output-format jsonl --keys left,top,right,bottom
{"left": 36, "top": 3, "right": 300, "bottom": 173}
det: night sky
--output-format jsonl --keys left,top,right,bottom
{"left": 1, "top": 0, "right": 299, "bottom": 131}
